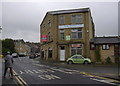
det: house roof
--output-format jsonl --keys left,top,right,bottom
{"left": 48, "top": 8, "right": 90, "bottom": 15}
{"left": 91, "top": 37, "right": 120, "bottom": 44}
{"left": 40, "top": 8, "right": 90, "bottom": 26}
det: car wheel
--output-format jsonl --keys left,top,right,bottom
{"left": 83, "top": 61, "right": 89, "bottom": 64}
{"left": 68, "top": 61, "right": 73, "bottom": 64}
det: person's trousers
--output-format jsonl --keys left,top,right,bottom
{"left": 4, "top": 67, "right": 13, "bottom": 77}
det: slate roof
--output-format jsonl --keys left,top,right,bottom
{"left": 40, "top": 8, "right": 91, "bottom": 25}
{"left": 91, "top": 37, "right": 120, "bottom": 44}
{"left": 48, "top": 8, "right": 90, "bottom": 15}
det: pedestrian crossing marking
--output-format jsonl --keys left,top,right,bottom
{"left": 32, "top": 70, "right": 40, "bottom": 73}
{"left": 19, "top": 67, "right": 79, "bottom": 75}
{"left": 38, "top": 74, "right": 61, "bottom": 80}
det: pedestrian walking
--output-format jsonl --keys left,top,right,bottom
{"left": 3, "top": 51, "right": 14, "bottom": 79}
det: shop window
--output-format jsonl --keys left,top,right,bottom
{"left": 60, "top": 30, "right": 64, "bottom": 40}
{"left": 59, "top": 16, "right": 64, "bottom": 24}
{"left": 71, "top": 48, "right": 76, "bottom": 56}
{"left": 102, "top": 44, "right": 110, "bottom": 50}
{"left": 77, "top": 48, "right": 82, "bottom": 54}
{"left": 41, "top": 50, "right": 44, "bottom": 58}
{"left": 71, "top": 44, "right": 82, "bottom": 56}
{"left": 48, "top": 48, "right": 52, "bottom": 58}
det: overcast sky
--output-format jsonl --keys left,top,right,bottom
{"left": 0, "top": 1, "right": 118, "bottom": 42}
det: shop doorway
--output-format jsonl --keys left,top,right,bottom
{"left": 60, "top": 46, "right": 65, "bottom": 61}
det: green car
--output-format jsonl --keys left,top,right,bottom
{"left": 67, "top": 55, "right": 91, "bottom": 64}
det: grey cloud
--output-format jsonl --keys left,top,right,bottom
{"left": 2, "top": 2, "right": 118, "bottom": 42}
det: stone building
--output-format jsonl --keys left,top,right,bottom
{"left": 14, "top": 39, "right": 31, "bottom": 55}
{"left": 40, "top": 8, "right": 95, "bottom": 61}
{"left": 26, "top": 42, "right": 40, "bottom": 55}
{"left": 90, "top": 37, "right": 120, "bottom": 63}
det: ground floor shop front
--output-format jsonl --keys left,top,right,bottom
{"left": 40, "top": 43, "right": 90, "bottom": 61}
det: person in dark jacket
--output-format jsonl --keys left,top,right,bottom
{"left": 3, "top": 51, "right": 14, "bottom": 79}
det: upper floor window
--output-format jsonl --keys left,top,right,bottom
{"left": 78, "top": 29, "right": 82, "bottom": 39}
{"left": 48, "top": 20, "right": 51, "bottom": 28}
{"left": 60, "top": 30, "right": 64, "bottom": 40}
{"left": 48, "top": 32, "right": 50, "bottom": 41}
{"left": 71, "top": 29, "right": 82, "bottom": 39}
{"left": 71, "top": 15, "right": 76, "bottom": 24}
{"left": 71, "top": 15, "right": 82, "bottom": 24}
{"left": 59, "top": 16, "right": 64, "bottom": 24}
{"left": 102, "top": 44, "right": 110, "bottom": 50}
{"left": 43, "top": 24, "right": 45, "bottom": 28}
{"left": 71, "top": 29, "right": 77, "bottom": 39}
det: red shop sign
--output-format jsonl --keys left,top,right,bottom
{"left": 71, "top": 44, "right": 82, "bottom": 48}
{"left": 41, "top": 35, "right": 47, "bottom": 42}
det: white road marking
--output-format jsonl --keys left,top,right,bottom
{"left": 60, "top": 68, "right": 79, "bottom": 72}
{"left": 50, "top": 74, "right": 61, "bottom": 79}
{"left": 37, "top": 69, "right": 48, "bottom": 73}
{"left": 24, "top": 70, "right": 34, "bottom": 73}
{"left": 33, "top": 64, "right": 45, "bottom": 67}
{"left": 34, "top": 64, "right": 79, "bottom": 74}
{"left": 45, "top": 69, "right": 55, "bottom": 73}
{"left": 19, "top": 69, "right": 55, "bottom": 74}
{"left": 24, "top": 70, "right": 29, "bottom": 73}
{"left": 38, "top": 74, "right": 61, "bottom": 80}
{"left": 19, "top": 71, "right": 24, "bottom": 74}
{"left": 38, "top": 75, "right": 50, "bottom": 80}
{"left": 90, "top": 78, "right": 117, "bottom": 85}
{"left": 32, "top": 70, "right": 40, "bottom": 73}
{"left": 27, "top": 70, "right": 34, "bottom": 73}
{"left": 50, "top": 68, "right": 73, "bottom": 74}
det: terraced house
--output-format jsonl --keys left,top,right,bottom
{"left": 90, "top": 37, "right": 120, "bottom": 63}
{"left": 40, "top": 8, "right": 95, "bottom": 61}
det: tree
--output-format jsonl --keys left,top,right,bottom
{"left": 2, "top": 39, "right": 15, "bottom": 55}
{"left": 95, "top": 45, "right": 101, "bottom": 62}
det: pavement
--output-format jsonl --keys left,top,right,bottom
{"left": 1, "top": 58, "right": 18, "bottom": 86}
{"left": 37, "top": 57, "right": 120, "bottom": 81}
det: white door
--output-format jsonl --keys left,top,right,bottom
{"left": 60, "top": 50, "right": 65, "bottom": 61}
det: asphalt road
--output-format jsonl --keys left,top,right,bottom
{"left": 11, "top": 57, "right": 119, "bottom": 86}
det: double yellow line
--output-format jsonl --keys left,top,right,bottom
{"left": 80, "top": 72, "right": 120, "bottom": 83}
{"left": 13, "top": 70, "right": 28, "bottom": 86}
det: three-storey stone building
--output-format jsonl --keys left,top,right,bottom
{"left": 40, "top": 8, "right": 95, "bottom": 61}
